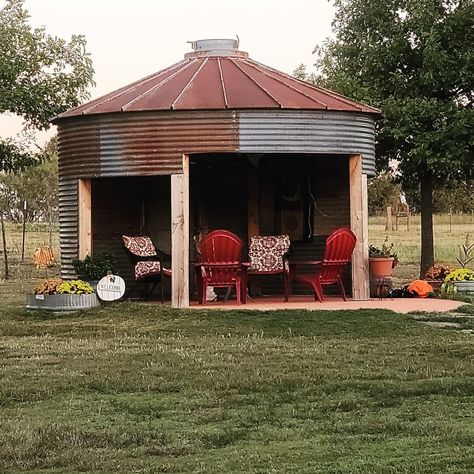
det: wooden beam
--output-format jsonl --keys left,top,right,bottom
{"left": 247, "top": 166, "right": 259, "bottom": 240}
{"left": 349, "top": 155, "right": 369, "bottom": 300}
{"left": 78, "top": 179, "right": 92, "bottom": 259}
{"left": 171, "top": 155, "right": 190, "bottom": 308}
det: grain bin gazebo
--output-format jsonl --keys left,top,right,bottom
{"left": 53, "top": 38, "right": 379, "bottom": 308}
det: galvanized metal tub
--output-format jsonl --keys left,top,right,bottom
{"left": 25, "top": 293, "right": 100, "bottom": 312}
{"left": 455, "top": 281, "right": 474, "bottom": 294}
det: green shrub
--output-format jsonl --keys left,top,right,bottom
{"left": 72, "top": 253, "right": 117, "bottom": 280}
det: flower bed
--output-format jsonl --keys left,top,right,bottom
{"left": 26, "top": 278, "right": 99, "bottom": 312}
{"left": 443, "top": 268, "right": 474, "bottom": 295}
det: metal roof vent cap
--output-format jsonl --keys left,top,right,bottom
{"left": 185, "top": 37, "right": 248, "bottom": 59}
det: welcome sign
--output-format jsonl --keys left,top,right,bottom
{"left": 96, "top": 274, "right": 126, "bottom": 301}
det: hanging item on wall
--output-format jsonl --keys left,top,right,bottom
{"left": 281, "top": 200, "right": 304, "bottom": 242}
{"left": 280, "top": 174, "right": 304, "bottom": 241}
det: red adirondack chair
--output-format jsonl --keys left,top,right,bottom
{"left": 195, "top": 230, "right": 246, "bottom": 305}
{"left": 288, "top": 228, "right": 357, "bottom": 302}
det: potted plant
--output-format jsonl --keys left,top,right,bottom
{"left": 443, "top": 268, "right": 474, "bottom": 294}
{"left": 72, "top": 253, "right": 117, "bottom": 289}
{"left": 423, "top": 264, "right": 452, "bottom": 290}
{"left": 369, "top": 237, "right": 398, "bottom": 277}
{"left": 456, "top": 236, "right": 474, "bottom": 268}
{"left": 26, "top": 278, "right": 99, "bottom": 312}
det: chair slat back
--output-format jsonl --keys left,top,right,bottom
{"left": 319, "top": 228, "right": 357, "bottom": 283}
{"left": 199, "top": 230, "right": 243, "bottom": 285}
{"left": 200, "top": 230, "right": 243, "bottom": 264}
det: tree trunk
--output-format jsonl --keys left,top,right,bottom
{"left": 1, "top": 211, "right": 9, "bottom": 280}
{"left": 420, "top": 171, "right": 434, "bottom": 277}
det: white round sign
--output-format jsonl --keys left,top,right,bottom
{"left": 96, "top": 274, "right": 126, "bottom": 301}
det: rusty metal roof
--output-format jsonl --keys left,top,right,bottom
{"left": 55, "top": 40, "right": 379, "bottom": 120}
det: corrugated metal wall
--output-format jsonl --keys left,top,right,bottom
{"left": 57, "top": 110, "right": 375, "bottom": 179}
{"left": 57, "top": 109, "right": 375, "bottom": 283}
{"left": 238, "top": 110, "right": 376, "bottom": 176}
{"left": 57, "top": 111, "right": 239, "bottom": 179}
{"left": 58, "top": 179, "right": 78, "bottom": 279}
{"left": 57, "top": 118, "right": 101, "bottom": 178}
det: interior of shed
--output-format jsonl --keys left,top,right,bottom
{"left": 89, "top": 153, "right": 353, "bottom": 299}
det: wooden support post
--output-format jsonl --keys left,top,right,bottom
{"left": 171, "top": 155, "right": 189, "bottom": 308}
{"left": 78, "top": 179, "right": 92, "bottom": 259}
{"left": 247, "top": 166, "right": 259, "bottom": 240}
{"left": 349, "top": 155, "right": 369, "bottom": 300}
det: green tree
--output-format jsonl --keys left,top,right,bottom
{"left": 368, "top": 171, "right": 402, "bottom": 215}
{"left": 0, "top": 137, "right": 58, "bottom": 222}
{"left": 405, "top": 179, "right": 474, "bottom": 213}
{"left": 0, "top": 0, "right": 94, "bottom": 171}
{"left": 292, "top": 64, "right": 318, "bottom": 84}
{"left": 316, "top": 0, "right": 474, "bottom": 275}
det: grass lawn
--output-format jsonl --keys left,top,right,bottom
{"left": 1, "top": 301, "right": 474, "bottom": 473}
{"left": 1, "top": 217, "right": 474, "bottom": 472}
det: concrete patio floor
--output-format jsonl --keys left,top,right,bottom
{"left": 189, "top": 295, "right": 467, "bottom": 314}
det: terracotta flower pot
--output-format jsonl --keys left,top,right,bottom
{"left": 425, "top": 280, "right": 443, "bottom": 291}
{"left": 369, "top": 257, "right": 394, "bottom": 277}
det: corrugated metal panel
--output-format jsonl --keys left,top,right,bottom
{"left": 57, "top": 118, "right": 101, "bottom": 178}
{"left": 57, "top": 109, "right": 376, "bottom": 179}
{"left": 57, "top": 111, "right": 239, "bottom": 178}
{"left": 238, "top": 110, "right": 376, "bottom": 176}
{"left": 58, "top": 178, "right": 78, "bottom": 279}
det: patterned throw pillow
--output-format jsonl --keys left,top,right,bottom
{"left": 248, "top": 235, "right": 291, "bottom": 272}
{"left": 122, "top": 235, "right": 157, "bottom": 257}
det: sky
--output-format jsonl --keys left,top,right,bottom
{"left": 0, "top": 0, "right": 336, "bottom": 144}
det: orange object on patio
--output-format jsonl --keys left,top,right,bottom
{"left": 289, "top": 228, "right": 357, "bottom": 302}
{"left": 195, "top": 230, "right": 247, "bottom": 305}
{"left": 407, "top": 279, "right": 433, "bottom": 298}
